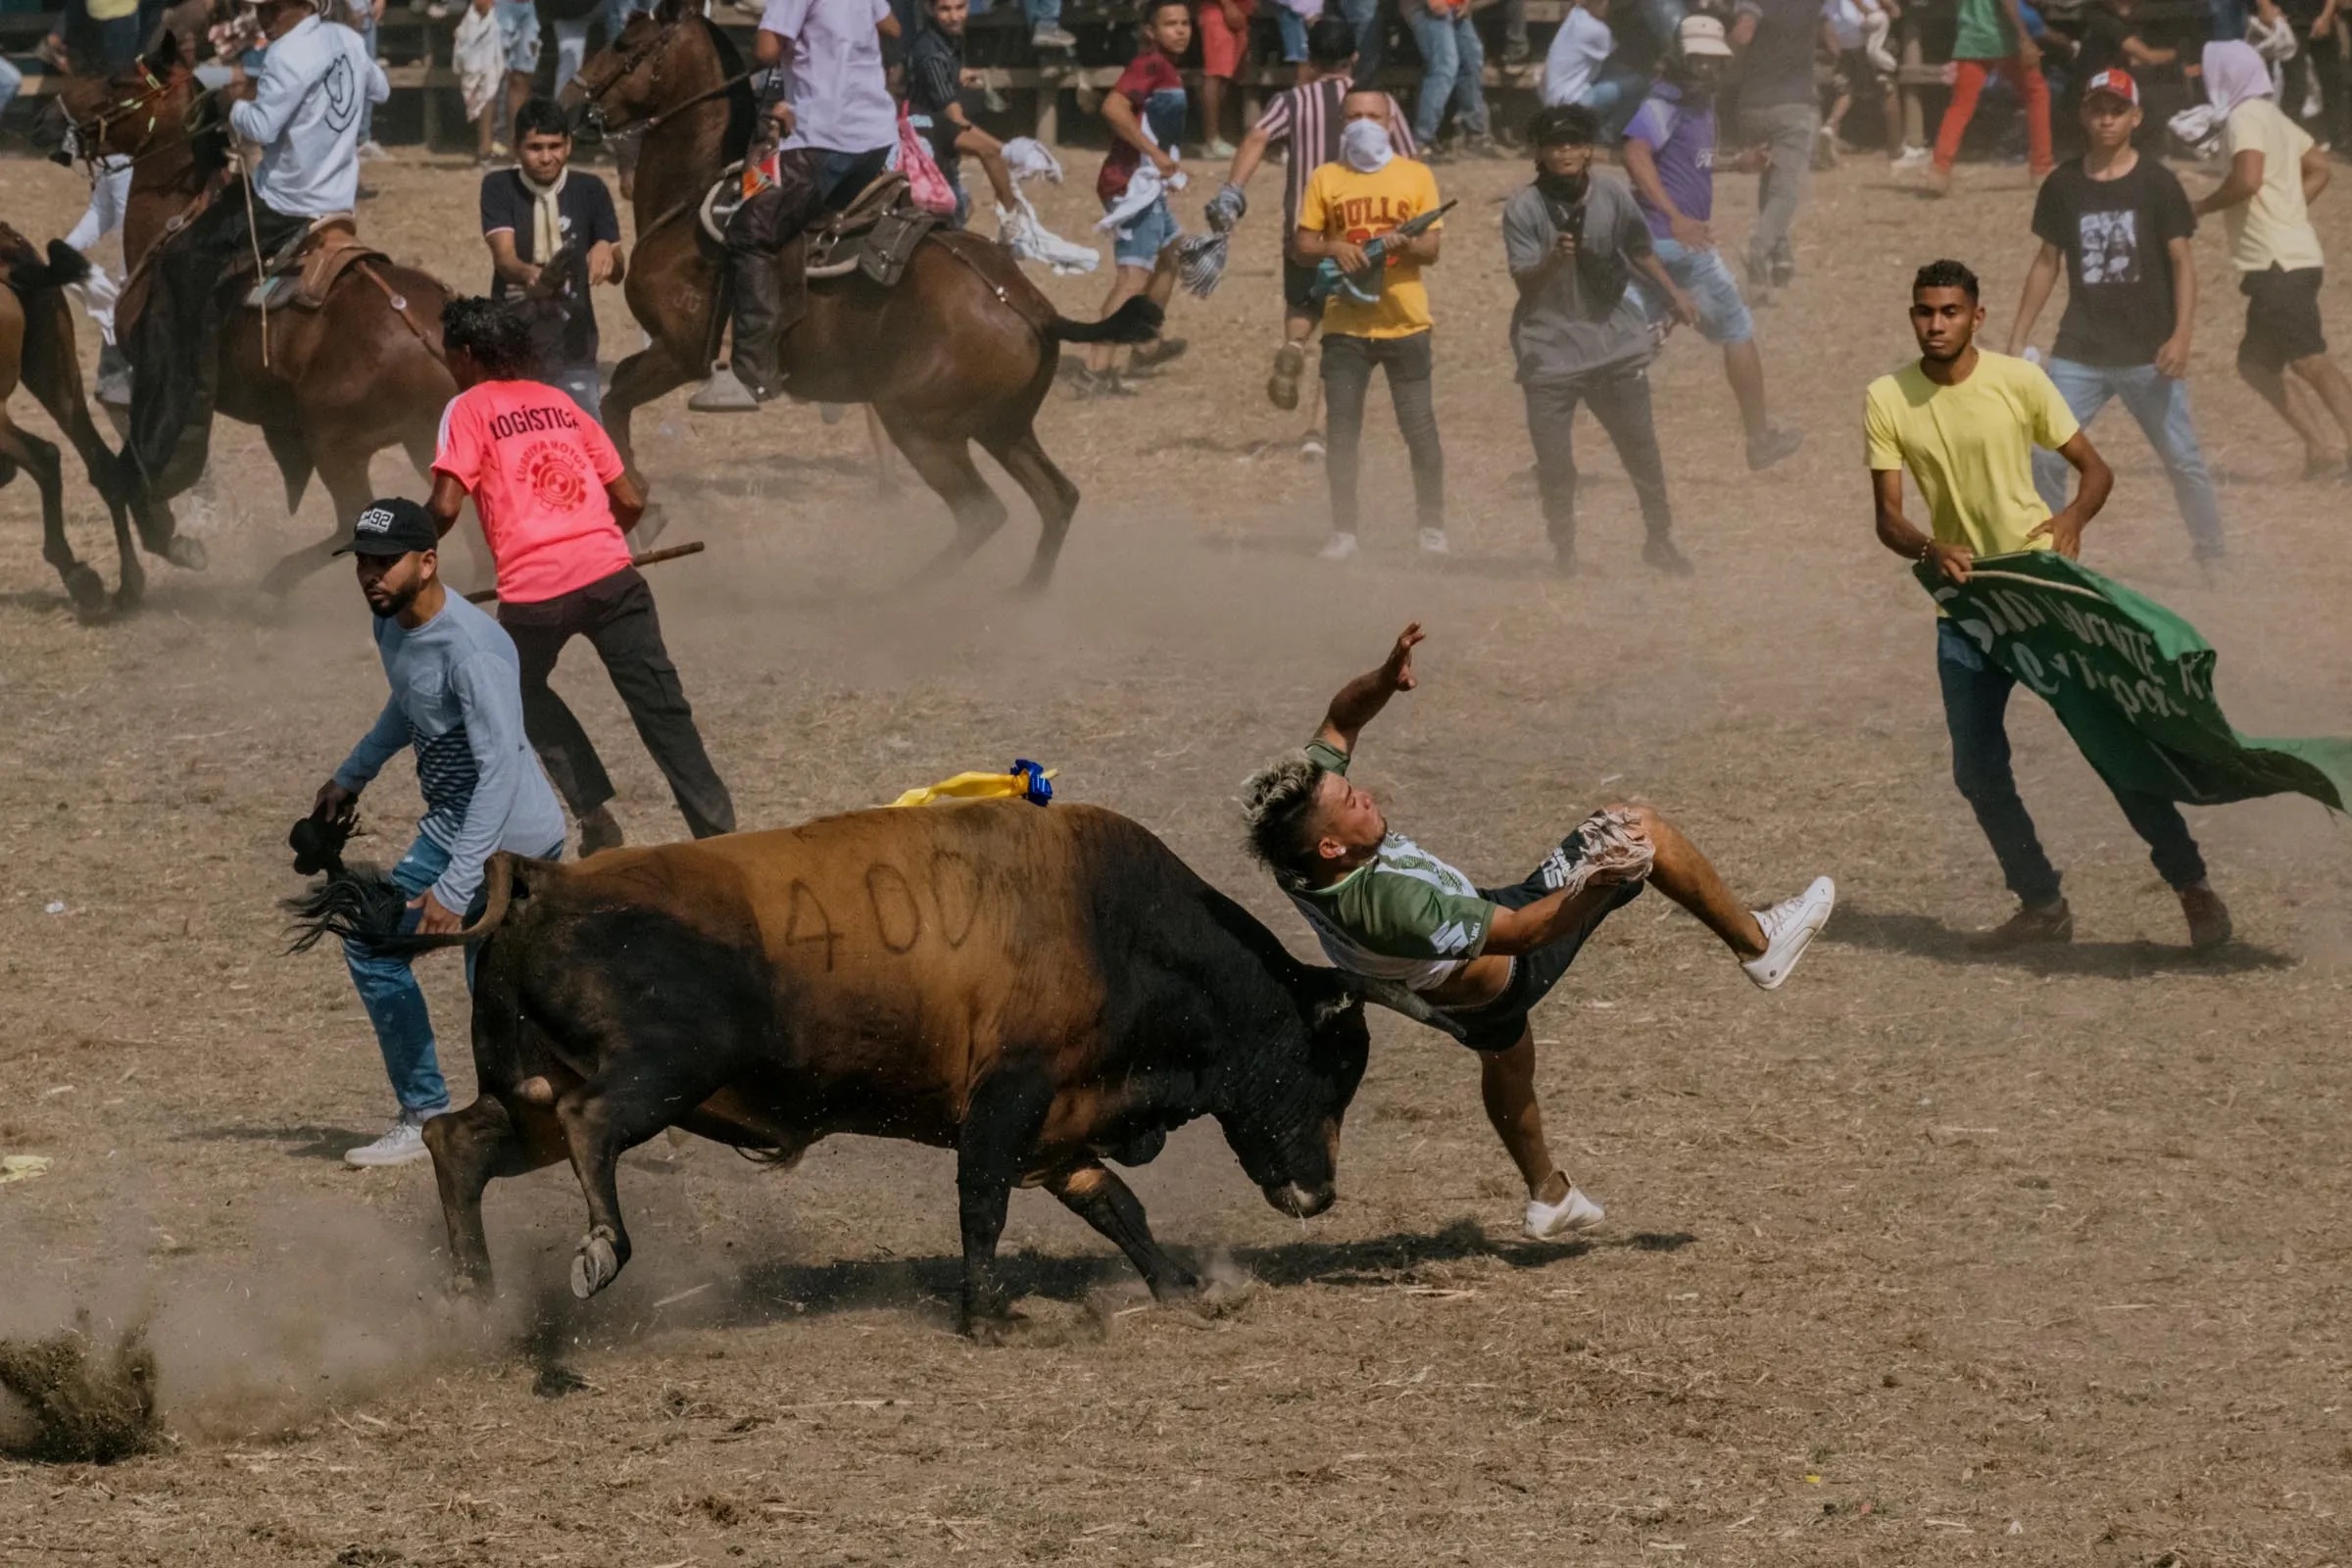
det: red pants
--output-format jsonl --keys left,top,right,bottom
{"left": 1933, "top": 56, "right": 2053, "bottom": 176}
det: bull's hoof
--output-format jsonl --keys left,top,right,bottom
{"left": 1188, "top": 1273, "right": 1256, "bottom": 1319}
{"left": 569, "top": 1226, "right": 622, "bottom": 1300}
{"left": 61, "top": 564, "right": 107, "bottom": 616}
{"left": 443, "top": 1267, "right": 495, "bottom": 1300}
{"left": 164, "top": 536, "right": 207, "bottom": 571}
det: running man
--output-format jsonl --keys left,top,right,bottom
{"left": 426, "top": 297, "right": 736, "bottom": 856}
{"left": 2005, "top": 68, "right": 2225, "bottom": 563}
{"left": 312, "top": 496, "right": 566, "bottom": 1167}
{"left": 1621, "top": 15, "right": 1804, "bottom": 471}
{"left": 1242, "top": 624, "right": 1835, "bottom": 1239}
{"left": 1868, "top": 259, "right": 2231, "bottom": 951}
{"left": 1215, "top": 14, "right": 1414, "bottom": 448}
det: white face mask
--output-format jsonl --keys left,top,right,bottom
{"left": 1340, "top": 119, "right": 1394, "bottom": 174}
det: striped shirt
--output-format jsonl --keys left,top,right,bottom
{"left": 1251, "top": 75, "right": 1417, "bottom": 236}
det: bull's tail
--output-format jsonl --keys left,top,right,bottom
{"left": 5, "top": 239, "right": 92, "bottom": 297}
{"left": 280, "top": 853, "right": 525, "bottom": 955}
{"left": 1043, "top": 295, "right": 1163, "bottom": 346}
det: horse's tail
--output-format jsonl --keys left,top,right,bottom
{"left": 5, "top": 240, "right": 90, "bottom": 296}
{"left": 1043, "top": 295, "right": 1164, "bottom": 345}
{"left": 281, "top": 853, "right": 525, "bottom": 956}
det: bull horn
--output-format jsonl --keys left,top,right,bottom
{"left": 1344, "top": 974, "right": 1471, "bottom": 1045}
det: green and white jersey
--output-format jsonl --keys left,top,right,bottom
{"left": 1285, "top": 741, "right": 1497, "bottom": 991}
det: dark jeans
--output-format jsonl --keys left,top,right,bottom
{"left": 725, "top": 144, "right": 895, "bottom": 257}
{"left": 1522, "top": 362, "right": 1673, "bottom": 554}
{"left": 122, "top": 184, "right": 307, "bottom": 500}
{"left": 1936, "top": 620, "right": 2205, "bottom": 906}
{"left": 498, "top": 566, "right": 736, "bottom": 840}
{"left": 1321, "top": 330, "right": 1444, "bottom": 534}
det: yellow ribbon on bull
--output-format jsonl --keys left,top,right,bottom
{"left": 886, "top": 760, "right": 1056, "bottom": 808}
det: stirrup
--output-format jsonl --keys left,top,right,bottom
{"left": 687, "top": 366, "right": 762, "bottom": 413}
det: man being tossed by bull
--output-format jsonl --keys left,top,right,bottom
{"left": 118, "top": 0, "right": 386, "bottom": 515}
{"left": 1243, "top": 625, "right": 1835, "bottom": 1238}
{"left": 309, "top": 498, "right": 567, "bottom": 1168}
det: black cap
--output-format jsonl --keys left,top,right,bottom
{"left": 333, "top": 497, "right": 439, "bottom": 558}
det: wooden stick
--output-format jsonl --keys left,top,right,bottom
{"left": 466, "top": 540, "right": 706, "bottom": 604}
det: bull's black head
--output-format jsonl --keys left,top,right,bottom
{"left": 1216, "top": 968, "right": 1453, "bottom": 1218}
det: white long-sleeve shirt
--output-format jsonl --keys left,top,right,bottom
{"left": 229, "top": 16, "right": 388, "bottom": 218}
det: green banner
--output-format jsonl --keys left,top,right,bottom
{"left": 1914, "top": 551, "right": 2352, "bottom": 810}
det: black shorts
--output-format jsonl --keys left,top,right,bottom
{"left": 2238, "top": 265, "right": 2328, "bottom": 374}
{"left": 1833, "top": 47, "right": 1886, "bottom": 97}
{"left": 1437, "top": 827, "right": 1647, "bottom": 1054}
{"left": 1283, "top": 255, "right": 1320, "bottom": 315}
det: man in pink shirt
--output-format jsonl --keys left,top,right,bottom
{"left": 426, "top": 297, "right": 735, "bottom": 856}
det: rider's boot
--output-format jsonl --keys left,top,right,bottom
{"left": 691, "top": 247, "right": 783, "bottom": 413}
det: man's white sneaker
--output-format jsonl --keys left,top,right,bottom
{"left": 1525, "top": 1181, "right": 1605, "bottom": 1241}
{"left": 1417, "top": 527, "right": 1450, "bottom": 555}
{"left": 344, "top": 1111, "right": 438, "bottom": 1168}
{"left": 1318, "top": 530, "right": 1359, "bottom": 561}
{"left": 1741, "top": 875, "right": 1836, "bottom": 990}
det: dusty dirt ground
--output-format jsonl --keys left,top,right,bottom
{"left": 3, "top": 135, "right": 2352, "bottom": 1567}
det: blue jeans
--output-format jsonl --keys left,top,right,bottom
{"left": 343, "top": 837, "right": 477, "bottom": 1116}
{"left": 1276, "top": 5, "right": 1309, "bottom": 62}
{"left": 1026, "top": 0, "right": 1061, "bottom": 27}
{"left": 1936, "top": 620, "right": 2206, "bottom": 906}
{"left": 0, "top": 57, "right": 21, "bottom": 125}
{"left": 1409, "top": 9, "right": 1488, "bottom": 143}
{"left": 2031, "top": 358, "right": 2225, "bottom": 558}
{"left": 1642, "top": 236, "right": 1753, "bottom": 344}
{"left": 1342, "top": 0, "right": 1388, "bottom": 78}
{"left": 1579, "top": 64, "right": 1649, "bottom": 138}
{"left": 1107, "top": 192, "right": 1179, "bottom": 269}
{"left": 553, "top": 15, "right": 592, "bottom": 97}
{"left": 2210, "top": 0, "right": 2247, "bottom": 39}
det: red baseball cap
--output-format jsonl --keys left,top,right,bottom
{"left": 2083, "top": 68, "right": 2139, "bottom": 106}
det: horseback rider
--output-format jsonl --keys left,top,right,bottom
{"left": 692, "top": 0, "right": 900, "bottom": 410}
{"left": 117, "top": 0, "right": 386, "bottom": 506}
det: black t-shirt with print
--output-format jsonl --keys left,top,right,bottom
{"left": 2032, "top": 155, "right": 2195, "bottom": 367}
{"left": 478, "top": 168, "right": 623, "bottom": 369}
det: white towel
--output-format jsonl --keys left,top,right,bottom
{"left": 1001, "top": 137, "right": 1065, "bottom": 185}
{"left": 999, "top": 194, "right": 1101, "bottom": 274}
{"left": 454, "top": 5, "right": 507, "bottom": 124}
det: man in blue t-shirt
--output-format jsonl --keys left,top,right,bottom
{"left": 479, "top": 97, "right": 624, "bottom": 420}
{"left": 1621, "top": 15, "right": 1803, "bottom": 477}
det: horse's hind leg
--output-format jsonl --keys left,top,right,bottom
{"left": 0, "top": 415, "right": 105, "bottom": 615}
{"left": 879, "top": 416, "right": 1008, "bottom": 583}
{"left": 261, "top": 434, "right": 376, "bottom": 596}
{"left": 981, "top": 424, "right": 1080, "bottom": 592}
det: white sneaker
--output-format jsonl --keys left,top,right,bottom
{"left": 1891, "top": 144, "right": 1932, "bottom": 170}
{"left": 1318, "top": 530, "right": 1359, "bottom": 562}
{"left": 1417, "top": 527, "right": 1450, "bottom": 555}
{"left": 358, "top": 139, "right": 390, "bottom": 162}
{"left": 1741, "top": 875, "right": 1836, "bottom": 990}
{"left": 1525, "top": 1179, "right": 1605, "bottom": 1241}
{"left": 344, "top": 1110, "right": 438, "bottom": 1168}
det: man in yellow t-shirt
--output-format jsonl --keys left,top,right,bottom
{"left": 1295, "top": 91, "right": 1446, "bottom": 561}
{"left": 1867, "top": 259, "right": 2231, "bottom": 954}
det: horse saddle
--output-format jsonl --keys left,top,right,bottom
{"left": 700, "top": 167, "right": 941, "bottom": 290}
{"left": 802, "top": 173, "right": 940, "bottom": 288}
{"left": 242, "top": 217, "right": 388, "bottom": 310}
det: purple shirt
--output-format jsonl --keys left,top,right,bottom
{"left": 1625, "top": 82, "right": 1716, "bottom": 241}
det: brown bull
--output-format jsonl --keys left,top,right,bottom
{"left": 294, "top": 801, "right": 1454, "bottom": 1333}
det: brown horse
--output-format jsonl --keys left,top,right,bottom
{"left": 564, "top": 0, "right": 1155, "bottom": 588}
{"left": 0, "top": 224, "right": 149, "bottom": 613}
{"left": 56, "top": 45, "right": 462, "bottom": 596}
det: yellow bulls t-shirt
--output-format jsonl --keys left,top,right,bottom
{"left": 1297, "top": 157, "right": 1445, "bottom": 340}
{"left": 1864, "top": 350, "right": 2081, "bottom": 562}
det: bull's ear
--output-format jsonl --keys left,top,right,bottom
{"left": 1338, "top": 973, "right": 1471, "bottom": 1045}
{"left": 144, "top": 33, "right": 177, "bottom": 75}
{"left": 655, "top": 0, "right": 687, "bottom": 24}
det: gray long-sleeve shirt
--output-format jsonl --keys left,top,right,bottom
{"left": 334, "top": 594, "right": 565, "bottom": 910}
